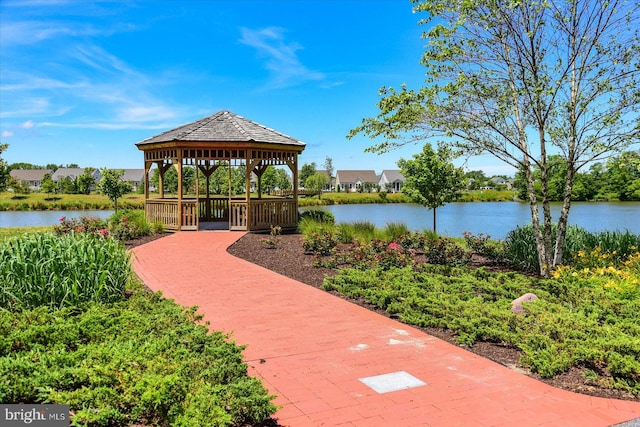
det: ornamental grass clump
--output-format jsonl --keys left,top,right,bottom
{"left": 0, "top": 233, "right": 130, "bottom": 310}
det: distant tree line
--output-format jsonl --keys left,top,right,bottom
{"left": 513, "top": 151, "right": 640, "bottom": 202}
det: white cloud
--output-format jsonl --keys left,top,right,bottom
{"left": 117, "top": 106, "right": 176, "bottom": 123}
{"left": 1, "top": 131, "right": 15, "bottom": 138}
{"left": 21, "top": 120, "right": 35, "bottom": 129}
{"left": 0, "top": 98, "right": 51, "bottom": 118}
{"left": 38, "top": 121, "right": 172, "bottom": 130}
{"left": 239, "top": 27, "right": 325, "bottom": 89}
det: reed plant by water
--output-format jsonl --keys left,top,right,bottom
{"left": 0, "top": 233, "right": 130, "bottom": 310}
{"left": 505, "top": 224, "right": 640, "bottom": 271}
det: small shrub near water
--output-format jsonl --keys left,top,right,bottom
{"left": 299, "top": 209, "right": 335, "bottom": 224}
{"left": 463, "top": 231, "right": 505, "bottom": 261}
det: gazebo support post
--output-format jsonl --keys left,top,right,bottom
{"left": 245, "top": 158, "right": 251, "bottom": 230}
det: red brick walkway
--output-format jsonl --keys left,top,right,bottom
{"left": 131, "top": 232, "right": 640, "bottom": 427}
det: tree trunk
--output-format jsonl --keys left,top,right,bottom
{"left": 433, "top": 207, "right": 437, "bottom": 234}
{"left": 554, "top": 165, "right": 576, "bottom": 266}
{"left": 524, "top": 164, "right": 549, "bottom": 276}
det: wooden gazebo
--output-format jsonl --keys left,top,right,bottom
{"left": 136, "top": 110, "right": 305, "bottom": 232}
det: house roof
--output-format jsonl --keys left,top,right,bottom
{"left": 136, "top": 110, "right": 306, "bottom": 149}
{"left": 51, "top": 168, "right": 84, "bottom": 180}
{"left": 120, "top": 169, "right": 145, "bottom": 182}
{"left": 380, "top": 170, "right": 405, "bottom": 182}
{"left": 10, "top": 169, "right": 53, "bottom": 181}
{"left": 336, "top": 170, "right": 379, "bottom": 183}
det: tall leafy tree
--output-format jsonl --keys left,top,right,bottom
{"left": 305, "top": 172, "right": 330, "bottom": 199}
{"left": 349, "top": 0, "right": 640, "bottom": 275}
{"left": 398, "top": 144, "right": 464, "bottom": 233}
{"left": 99, "top": 169, "right": 131, "bottom": 212}
{"left": 40, "top": 173, "right": 56, "bottom": 195}
{"left": 604, "top": 151, "right": 640, "bottom": 201}
{"left": 299, "top": 162, "right": 317, "bottom": 187}
{"left": 58, "top": 177, "right": 76, "bottom": 194}
{"left": 76, "top": 168, "right": 96, "bottom": 195}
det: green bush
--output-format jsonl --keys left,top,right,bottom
{"left": 303, "top": 230, "right": 337, "bottom": 256}
{"left": 503, "top": 224, "right": 540, "bottom": 271}
{"left": 0, "top": 286, "right": 278, "bottom": 425}
{"left": 463, "top": 231, "right": 505, "bottom": 261}
{"left": 0, "top": 233, "right": 130, "bottom": 310}
{"left": 53, "top": 216, "right": 109, "bottom": 237}
{"left": 109, "top": 209, "right": 152, "bottom": 240}
{"left": 426, "top": 237, "right": 472, "bottom": 266}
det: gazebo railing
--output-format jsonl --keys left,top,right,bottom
{"left": 249, "top": 199, "right": 298, "bottom": 230}
{"left": 145, "top": 199, "right": 181, "bottom": 231}
{"left": 145, "top": 199, "right": 198, "bottom": 231}
{"left": 147, "top": 198, "right": 297, "bottom": 231}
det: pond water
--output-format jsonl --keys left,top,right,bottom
{"left": 302, "top": 202, "right": 640, "bottom": 239}
{"left": 1, "top": 202, "right": 638, "bottom": 239}
{"left": 0, "top": 210, "right": 114, "bottom": 228}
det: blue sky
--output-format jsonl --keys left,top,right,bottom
{"left": 0, "top": 0, "right": 514, "bottom": 176}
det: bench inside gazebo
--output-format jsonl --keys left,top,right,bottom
{"left": 136, "top": 110, "right": 305, "bottom": 232}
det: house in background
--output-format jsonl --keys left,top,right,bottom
{"left": 121, "top": 169, "right": 145, "bottom": 191}
{"left": 378, "top": 170, "right": 405, "bottom": 193}
{"left": 335, "top": 170, "right": 379, "bottom": 192}
{"left": 9, "top": 169, "right": 53, "bottom": 191}
{"left": 51, "top": 167, "right": 101, "bottom": 184}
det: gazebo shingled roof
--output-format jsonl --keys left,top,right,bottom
{"left": 136, "top": 110, "right": 305, "bottom": 147}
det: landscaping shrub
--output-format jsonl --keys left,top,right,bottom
{"left": 463, "top": 231, "right": 505, "bottom": 261}
{"left": 425, "top": 237, "right": 472, "bottom": 266}
{"left": 53, "top": 216, "right": 108, "bottom": 237}
{"left": 0, "top": 233, "right": 130, "bottom": 310}
{"left": 303, "top": 230, "right": 337, "bottom": 256}
{"left": 348, "top": 239, "right": 415, "bottom": 271}
{"left": 109, "top": 209, "right": 152, "bottom": 240}
{"left": 503, "top": 224, "right": 541, "bottom": 271}
{"left": 0, "top": 285, "right": 278, "bottom": 426}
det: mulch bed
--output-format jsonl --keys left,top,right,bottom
{"left": 128, "top": 232, "right": 638, "bottom": 402}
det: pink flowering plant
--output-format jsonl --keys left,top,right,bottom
{"left": 53, "top": 216, "right": 109, "bottom": 238}
{"left": 108, "top": 210, "right": 151, "bottom": 241}
{"left": 348, "top": 239, "right": 414, "bottom": 271}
